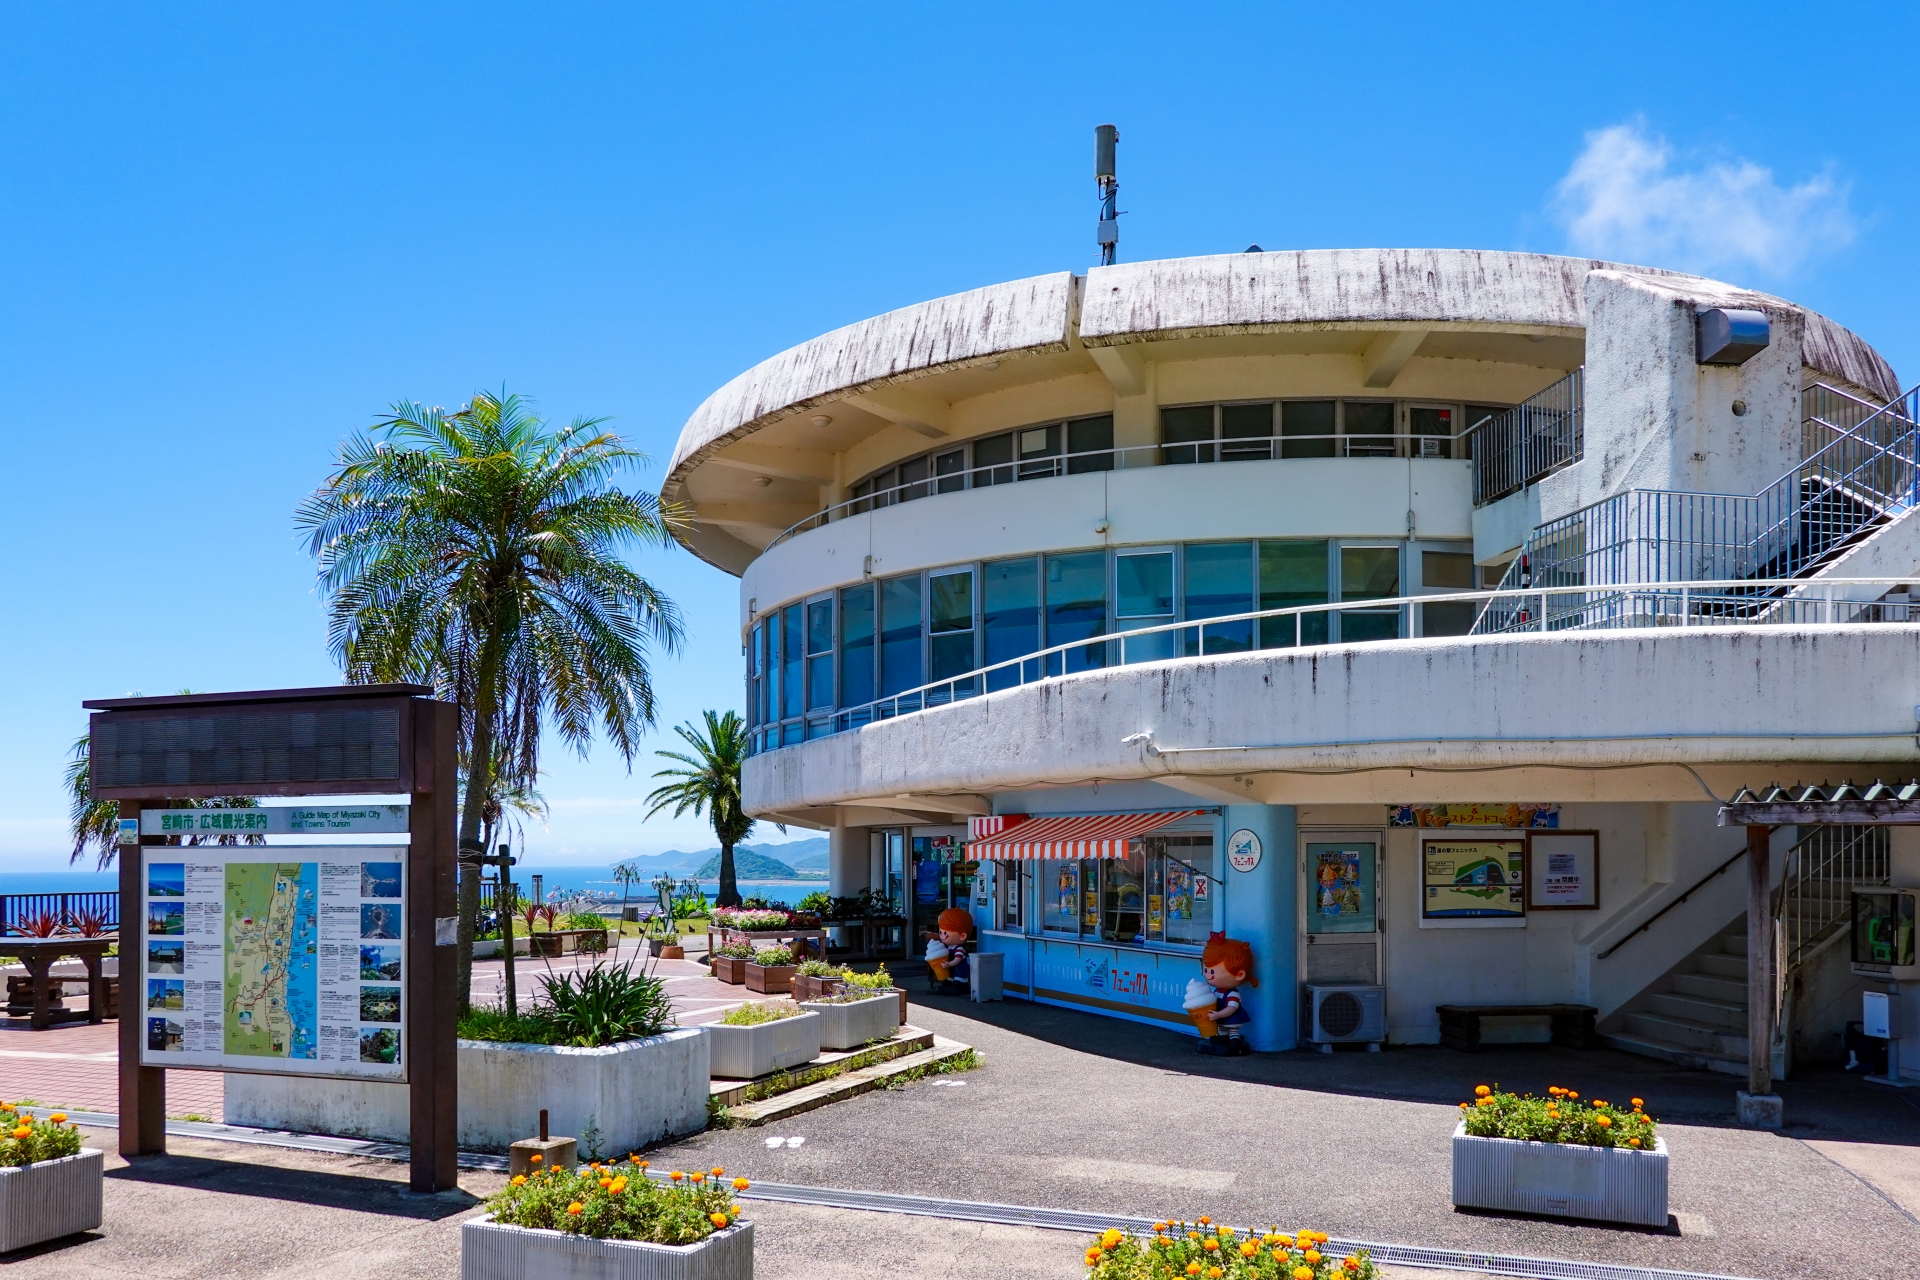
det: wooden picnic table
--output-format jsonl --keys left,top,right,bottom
{"left": 0, "top": 936, "right": 116, "bottom": 1030}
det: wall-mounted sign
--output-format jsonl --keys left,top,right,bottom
{"left": 1422, "top": 838, "right": 1525, "bottom": 921}
{"left": 1390, "top": 804, "right": 1559, "bottom": 829}
{"left": 139, "top": 845, "right": 407, "bottom": 1080}
{"left": 1527, "top": 831, "right": 1600, "bottom": 910}
{"left": 141, "top": 806, "right": 410, "bottom": 837}
{"left": 1226, "top": 829, "right": 1262, "bottom": 873}
{"left": 117, "top": 818, "right": 140, "bottom": 845}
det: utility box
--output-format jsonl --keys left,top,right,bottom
{"left": 1852, "top": 889, "right": 1919, "bottom": 979}
{"left": 1864, "top": 991, "right": 1894, "bottom": 1041}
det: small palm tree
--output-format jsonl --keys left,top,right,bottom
{"left": 297, "top": 389, "right": 684, "bottom": 1008}
{"left": 645, "top": 711, "right": 757, "bottom": 909}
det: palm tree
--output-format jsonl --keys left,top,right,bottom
{"left": 645, "top": 711, "right": 757, "bottom": 909}
{"left": 296, "top": 389, "right": 684, "bottom": 1009}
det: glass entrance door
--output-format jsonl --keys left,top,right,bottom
{"left": 1302, "top": 835, "right": 1382, "bottom": 985}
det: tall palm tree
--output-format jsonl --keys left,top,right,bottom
{"left": 296, "top": 389, "right": 684, "bottom": 1008}
{"left": 646, "top": 711, "right": 757, "bottom": 909}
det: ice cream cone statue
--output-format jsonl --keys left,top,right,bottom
{"left": 1182, "top": 978, "right": 1219, "bottom": 1037}
{"left": 1194, "top": 933, "right": 1256, "bottom": 1056}
{"left": 924, "top": 937, "right": 952, "bottom": 982}
{"left": 927, "top": 908, "right": 973, "bottom": 994}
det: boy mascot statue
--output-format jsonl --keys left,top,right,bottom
{"left": 926, "top": 907, "right": 973, "bottom": 995}
{"left": 1193, "top": 932, "right": 1256, "bottom": 1055}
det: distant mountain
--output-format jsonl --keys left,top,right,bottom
{"left": 692, "top": 848, "right": 809, "bottom": 880}
{"left": 612, "top": 836, "right": 829, "bottom": 879}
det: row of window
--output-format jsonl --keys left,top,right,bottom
{"left": 846, "top": 399, "right": 1506, "bottom": 510}
{"left": 745, "top": 538, "right": 1478, "bottom": 752}
{"left": 1026, "top": 837, "right": 1219, "bottom": 948}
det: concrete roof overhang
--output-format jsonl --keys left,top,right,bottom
{"left": 665, "top": 249, "right": 1900, "bottom": 574}
{"left": 740, "top": 625, "right": 1920, "bottom": 827}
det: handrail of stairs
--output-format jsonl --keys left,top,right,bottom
{"left": 1596, "top": 846, "right": 1746, "bottom": 960}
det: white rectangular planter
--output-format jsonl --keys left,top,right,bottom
{"left": 462, "top": 1215, "right": 751, "bottom": 1280}
{"left": 704, "top": 1012, "right": 821, "bottom": 1079}
{"left": 797, "top": 994, "right": 898, "bottom": 1051}
{"left": 226, "top": 1028, "right": 709, "bottom": 1154}
{"left": 1451, "top": 1122, "right": 1669, "bottom": 1226}
{"left": 0, "top": 1149, "right": 104, "bottom": 1254}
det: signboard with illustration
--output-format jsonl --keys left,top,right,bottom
{"left": 1422, "top": 839, "right": 1525, "bottom": 920}
{"left": 1305, "top": 843, "right": 1376, "bottom": 934}
{"left": 1390, "top": 804, "right": 1559, "bottom": 829}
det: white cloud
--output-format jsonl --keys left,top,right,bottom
{"left": 1553, "top": 121, "right": 1854, "bottom": 277}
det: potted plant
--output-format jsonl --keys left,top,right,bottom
{"left": 1452, "top": 1085, "right": 1668, "bottom": 1226}
{"left": 1078, "top": 1221, "right": 1376, "bottom": 1279}
{"left": 464, "top": 1160, "right": 753, "bottom": 1280}
{"left": 0, "top": 1105, "right": 101, "bottom": 1253}
{"left": 838, "top": 965, "right": 905, "bottom": 1025}
{"left": 789, "top": 959, "right": 845, "bottom": 1003}
{"left": 710, "top": 941, "right": 753, "bottom": 985}
{"left": 797, "top": 986, "right": 898, "bottom": 1051}
{"left": 743, "top": 946, "right": 796, "bottom": 994}
{"left": 704, "top": 1002, "right": 821, "bottom": 1078}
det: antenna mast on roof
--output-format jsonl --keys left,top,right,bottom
{"left": 1095, "top": 124, "right": 1120, "bottom": 266}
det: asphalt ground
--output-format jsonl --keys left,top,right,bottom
{"left": 16, "top": 1126, "right": 1489, "bottom": 1280}
{"left": 645, "top": 987, "right": 1920, "bottom": 1280}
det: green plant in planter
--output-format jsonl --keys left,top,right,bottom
{"left": 561, "top": 910, "right": 608, "bottom": 930}
{"left": 0, "top": 1104, "right": 82, "bottom": 1167}
{"left": 456, "top": 961, "right": 673, "bottom": 1048}
{"left": 485, "top": 1158, "right": 749, "bottom": 1242}
{"left": 750, "top": 946, "right": 794, "bottom": 966}
{"left": 839, "top": 965, "right": 893, "bottom": 992}
{"left": 796, "top": 890, "right": 832, "bottom": 915}
{"left": 1459, "top": 1084, "right": 1659, "bottom": 1149}
{"left": 721, "top": 1002, "right": 801, "bottom": 1026}
{"left": 794, "top": 959, "right": 839, "bottom": 978}
{"left": 713, "top": 941, "right": 755, "bottom": 960}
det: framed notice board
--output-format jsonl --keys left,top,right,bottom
{"left": 1421, "top": 837, "right": 1525, "bottom": 926}
{"left": 1527, "top": 830, "right": 1600, "bottom": 910}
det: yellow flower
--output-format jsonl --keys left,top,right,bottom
{"left": 1596, "top": 1116, "right": 1612, "bottom": 1128}
{"left": 1566, "top": 1090, "right": 1578, "bottom": 1099}
{"left": 1101, "top": 1229, "right": 1124, "bottom": 1249}
{"left": 1474, "top": 1085, "right": 1490, "bottom": 1097}
{"left": 1155, "top": 1222, "right": 1170, "bottom": 1233}
{"left": 1197, "top": 1216, "right": 1211, "bottom": 1226}
{"left": 1273, "top": 1234, "right": 1294, "bottom": 1247}
{"left": 590, "top": 1161, "right": 601, "bottom": 1169}
{"left": 599, "top": 1178, "right": 613, "bottom": 1188}
{"left": 1548, "top": 1086, "right": 1563, "bottom": 1096}
{"left": 1631, "top": 1097, "right": 1644, "bottom": 1108}
{"left": 511, "top": 1175, "right": 527, "bottom": 1186}
{"left": 530, "top": 1154, "right": 542, "bottom": 1164}
{"left": 567, "top": 1202, "right": 584, "bottom": 1215}
{"left": 690, "top": 1172, "right": 706, "bottom": 1183}
{"left": 670, "top": 1170, "right": 684, "bottom": 1182}
{"left": 1305, "top": 1249, "right": 1322, "bottom": 1264}
{"left": 1185, "top": 1265, "right": 1201, "bottom": 1277}
{"left": 1217, "top": 1225, "right": 1234, "bottom": 1238}
{"left": 1628, "top": 1137, "right": 1642, "bottom": 1148}
{"left": 1085, "top": 1247, "right": 1104, "bottom": 1264}
{"left": 1203, "top": 1238, "right": 1220, "bottom": 1252}
{"left": 710, "top": 1213, "right": 730, "bottom": 1229}
{"left": 1240, "top": 1242, "right": 1259, "bottom": 1257}
{"left": 1294, "top": 1268, "right": 1314, "bottom": 1280}
{"left": 1207, "top": 1269, "right": 1222, "bottom": 1279}
{"left": 733, "top": 1177, "right": 751, "bottom": 1190}
{"left": 711, "top": 1166, "right": 725, "bottom": 1177}
{"left": 48, "top": 1113, "right": 65, "bottom": 1124}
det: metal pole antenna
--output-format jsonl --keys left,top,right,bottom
{"left": 1095, "top": 123, "right": 1120, "bottom": 266}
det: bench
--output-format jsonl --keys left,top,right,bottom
{"left": 1436, "top": 1003, "right": 1598, "bottom": 1052}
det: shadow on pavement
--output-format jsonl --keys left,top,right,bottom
{"left": 907, "top": 986, "right": 1920, "bottom": 1144}
{"left": 108, "top": 1153, "right": 482, "bottom": 1218}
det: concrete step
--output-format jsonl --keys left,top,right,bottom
{"left": 1721, "top": 933, "right": 1749, "bottom": 957}
{"left": 1601, "top": 1031, "right": 1747, "bottom": 1077}
{"left": 720, "top": 1036, "right": 977, "bottom": 1127}
{"left": 1625, "top": 1011, "right": 1734, "bottom": 1053}
{"left": 1695, "top": 953, "right": 1748, "bottom": 981}
{"left": 1672, "top": 970, "right": 1747, "bottom": 1003}
{"left": 1714, "top": 1029, "right": 1750, "bottom": 1058}
{"left": 708, "top": 1026, "right": 935, "bottom": 1107}
{"left": 1650, "top": 991, "right": 1748, "bottom": 1030}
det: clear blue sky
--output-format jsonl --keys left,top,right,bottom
{"left": 4, "top": 4, "right": 1915, "bottom": 870}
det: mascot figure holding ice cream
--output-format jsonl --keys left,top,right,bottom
{"left": 1184, "top": 932, "right": 1255, "bottom": 1056}
{"left": 925, "top": 907, "right": 973, "bottom": 995}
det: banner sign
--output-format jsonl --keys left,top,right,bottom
{"left": 1390, "top": 804, "right": 1559, "bottom": 829}
{"left": 139, "top": 845, "right": 407, "bottom": 1080}
{"left": 141, "top": 806, "right": 410, "bottom": 837}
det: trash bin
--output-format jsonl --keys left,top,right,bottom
{"left": 970, "top": 950, "right": 1004, "bottom": 1003}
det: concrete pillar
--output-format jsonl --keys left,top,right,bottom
{"left": 828, "top": 825, "right": 868, "bottom": 897}
{"left": 1220, "top": 804, "right": 1297, "bottom": 1053}
{"left": 1109, "top": 360, "right": 1158, "bottom": 462}
{"left": 1739, "top": 823, "right": 1784, "bottom": 1128}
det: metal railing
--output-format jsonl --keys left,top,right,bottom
{"left": 750, "top": 576, "right": 1920, "bottom": 751}
{"left": 1, "top": 892, "right": 119, "bottom": 936}
{"left": 1477, "top": 384, "right": 1920, "bottom": 632}
{"left": 1466, "top": 369, "right": 1584, "bottom": 506}
{"left": 765, "top": 433, "right": 1467, "bottom": 552}
{"left": 1776, "top": 824, "right": 1887, "bottom": 977}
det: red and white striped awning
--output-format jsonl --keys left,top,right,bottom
{"left": 966, "top": 811, "right": 1207, "bottom": 860}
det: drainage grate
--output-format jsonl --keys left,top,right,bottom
{"left": 34, "top": 1108, "right": 1753, "bottom": 1280}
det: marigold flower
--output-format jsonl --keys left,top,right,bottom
{"left": 670, "top": 1171, "right": 684, "bottom": 1182}
{"left": 1596, "top": 1116, "right": 1612, "bottom": 1128}
{"left": 1155, "top": 1222, "right": 1170, "bottom": 1232}
{"left": 1294, "top": 1268, "right": 1314, "bottom": 1280}
{"left": 1203, "top": 1238, "right": 1220, "bottom": 1251}
{"left": 1474, "top": 1085, "right": 1490, "bottom": 1097}
{"left": 630, "top": 1155, "right": 642, "bottom": 1165}
{"left": 1631, "top": 1097, "right": 1644, "bottom": 1108}
{"left": 530, "top": 1154, "right": 542, "bottom": 1164}
{"left": 1629, "top": 1138, "right": 1642, "bottom": 1148}
{"left": 1197, "top": 1216, "right": 1211, "bottom": 1225}
{"left": 1207, "top": 1268, "right": 1222, "bottom": 1278}
{"left": 11, "top": 1126, "right": 29, "bottom": 1140}
{"left": 1273, "top": 1234, "right": 1293, "bottom": 1247}
{"left": 600, "top": 1178, "right": 613, "bottom": 1188}
{"left": 1476, "top": 1097, "right": 1493, "bottom": 1107}
{"left": 567, "top": 1202, "right": 584, "bottom": 1215}
{"left": 711, "top": 1166, "right": 725, "bottom": 1177}
{"left": 1085, "top": 1248, "right": 1104, "bottom": 1264}
{"left": 710, "top": 1213, "right": 730, "bottom": 1229}
{"left": 1566, "top": 1091, "right": 1578, "bottom": 1099}
{"left": 1548, "top": 1086, "right": 1563, "bottom": 1095}
{"left": 1241, "top": 1241, "right": 1259, "bottom": 1257}
{"left": 1305, "top": 1249, "right": 1322, "bottom": 1263}
{"left": 511, "top": 1175, "right": 526, "bottom": 1186}
{"left": 1345, "top": 1260, "right": 1360, "bottom": 1272}
{"left": 733, "top": 1177, "right": 751, "bottom": 1190}
{"left": 48, "top": 1113, "right": 65, "bottom": 1124}
{"left": 591, "top": 1161, "right": 601, "bottom": 1169}
{"left": 1185, "top": 1264, "right": 1201, "bottom": 1277}
{"left": 690, "top": 1172, "right": 705, "bottom": 1183}
{"left": 1101, "top": 1229, "right": 1124, "bottom": 1249}
{"left": 1217, "top": 1225, "right": 1234, "bottom": 1237}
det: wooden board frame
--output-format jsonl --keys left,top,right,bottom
{"left": 1526, "top": 829, "right": 1601, "bottom": 911}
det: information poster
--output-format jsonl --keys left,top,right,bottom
{"left": 1527, "top": 831, "right": 1599, "bottom": 910}
{"left": 1423, "top": 839, "right": 1525, "bottom": 920}
{"left": 139, "top": 846, "right": 407, "bottom": 1080}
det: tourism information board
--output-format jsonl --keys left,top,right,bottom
{"left": 139, "top": 846, "right": 407, "bottom": 1080}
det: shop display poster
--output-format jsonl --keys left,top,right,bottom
{"left": 1423, "top": 839, "right": 1525, "bottom": 919}
{"left": 140, "top": 846, "right": 407, "bottom": 1080}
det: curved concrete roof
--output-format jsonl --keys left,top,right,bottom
{"left": 667, "top": 249, "right": 1900, "bottom": 496}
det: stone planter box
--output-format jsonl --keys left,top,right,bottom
{"left": 743, "top": 963, "right": 794, "bottom": 994}
{"left": 462, "top": 1215, "right": 752, "bottom": 1280}
{"left": 710, "top": 956, "right": 747, "bottom": 985}
{"left": 0, "top": 1149, "right": 104, "bottom": 1253}
{"left": 1451, "top": 1122, "right": 1669, "bottom": 1226}
{"left": 226, "top": 1028, "right": 709, "bottom": 1154}
{"left": 798, "top": 993, "right": 898, "bottom": 1050}
{"left": 471, "top": 938, "right": 532, "bottom": 959}
{"left": 705, "top": 1012, "right": 821, "bottom": 1079}
{"left": 790, "top": 974, "right": 843, "bottom": 1003}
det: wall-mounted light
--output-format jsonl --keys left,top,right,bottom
{"left": 1696, "top": 308, "right": 1770, "bottom": 366}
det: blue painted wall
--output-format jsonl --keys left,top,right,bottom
{"left": 1221, "top": 804, "right": 1298, "bottom": 1052}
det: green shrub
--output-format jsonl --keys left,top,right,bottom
{"left": 0, "top": 1105, "right": 82, "bottom": 1168}
{"left": 794, "top": 958, "right": 839, "bottom": 978}
{"left": 839, "top": 965, "right": 893, "bottom": 992}
{"left": 750, "top": 946, "right": 794, "bottom": 966}
{"left": 562, "top": 911, "right": 608, "bottom": 930}
{"left": 713, "top": 941, "right": 755, "bottom": 960}
{"left": 457, "top": 961, "right": 674, "bottom": 1048}
{"left": 484, "top": 1159, "right": 747, "bottom": 1243}
{"left": 1459, "top": 1084, "right": 1659, "bottom": 1149}
{"left": 721, "top": 1002, "right": 801, "bottom": 1026}
{"left": 670, "top": 889, "right": 709, "bottom": 920}
{"left": 796, "top": 890, "right": 832, "bottom": 914}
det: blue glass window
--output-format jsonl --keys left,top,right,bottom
{"left": 982, "top": 557, "right": 1039, "bottom": 692}
{"left": 1184, "top": 542, "right": 1254, "bottom": 655}
{"left": 839, "top": 584, "right": 876, "bottom": 710}
{"left": 1044, "top": 551, "right": 1106, "bottom": 675}
{"left": 880, "top": 575, "right": 923, "bottom": 697}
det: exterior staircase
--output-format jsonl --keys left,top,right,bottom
{"left": 1604, "top": 925, "right": 1749, "bottom": 1076}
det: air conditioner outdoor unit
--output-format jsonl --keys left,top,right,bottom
{"left": 1306, "top": 984, "right": 1386, "bottom": 1051}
